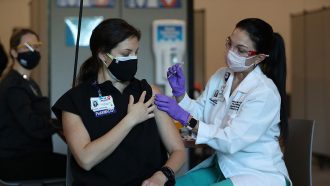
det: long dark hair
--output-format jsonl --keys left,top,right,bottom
{"left": 236, "top": 18, "right": 288, "bottom": 145}
{"left": 77, "top": 18, "right": 141, "bottom": 85}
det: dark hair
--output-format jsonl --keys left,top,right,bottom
{"left": 77, "top": 18, "right": 141, "bottom": 85}
{"left": 0, "top": 28, "right": 39, "bottom": 79}
{"left": 236, "top": 18, "right": 288, "bottom": 145}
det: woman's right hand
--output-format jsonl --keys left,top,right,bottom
{"left": 127, "top": 91, "right": 155, "bottom": 126}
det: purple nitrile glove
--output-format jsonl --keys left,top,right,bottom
{"left": 167, "top": 64, "right": 186, "bottom": 97}
{"left": 154, "top": 94, "right": 190, "bottom": 126}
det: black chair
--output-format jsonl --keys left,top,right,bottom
{"left": 284, "top": 119, "right": 315, "bottom": 186}
{"left": 0, "top": 178, "right": 65, "bottom": 186}
{"left": 66, "top": 149, "right": 72, "bottom": 186}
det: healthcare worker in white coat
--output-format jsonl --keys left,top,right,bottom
{"left": 154, "top": 18, "right": 292, "bottom": 186}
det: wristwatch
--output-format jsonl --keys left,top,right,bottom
{"left": 186, "top": 116, "right": 197, "bottom": 130}
{"left": 160, "top": 166, "right": 175, "bottom": 186}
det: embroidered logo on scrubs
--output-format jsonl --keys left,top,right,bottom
{"left": 90, "top": 95, "right": 116, "bottom": 117}
{"left": 229, "top": 91, "right": 245, "bottom": 111}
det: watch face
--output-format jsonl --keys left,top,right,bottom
{"left": 189, "top": 118, "right": 197, "bottom": 128}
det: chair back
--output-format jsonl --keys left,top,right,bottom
{"left": 66, "top": 149, "right": 72, "bottom": 186}
{"left": 0, "top": 178, "right": 65, "bottom": 186}
{"left": 284, "top": 119, "right": 315, "bottom": 186}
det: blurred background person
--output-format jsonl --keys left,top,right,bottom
{"left": 0, "top": 28, "right": 66, "bottom": 181}
{"left": 0, "top": 38, "right": 9, "bottom": 77}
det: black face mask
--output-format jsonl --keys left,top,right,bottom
{"left": 107, "top": 56, "right": 138, "bottom": 82}
{"left": 17, "top": 51, "right": 41, "bottom": 70}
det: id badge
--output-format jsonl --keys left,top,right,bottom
{"left": 90, "top": 95, "right": 116, "bottom": 117}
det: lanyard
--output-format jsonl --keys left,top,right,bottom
{"left": 219, "top": 72, "right": 230, "bottom": 100}
{"left": 92, "top": 80, "right": 103, "bottom": 97}
{"left": 210, "top": 72, "right": 230, "bottom": 103}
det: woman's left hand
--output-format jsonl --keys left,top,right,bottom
{"left": 141, "top": 171, "right": 167, "bottom": 186}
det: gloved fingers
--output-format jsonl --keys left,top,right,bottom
{"left": 176, "top": 65, "right": 184, "bottom": 78}
{"left": 155, "top": 94, "right": 172, "bottom": 102}
{"left": 154, "top": 100, "right": 170, "bottom": 108}
{"left": 138, "top": 91, "right": 147, "bottom": 103}
{"left": 168, "top": 64, "right": 177, "bottom": 73}
{"left": 156, "top": 105, "right": 170, "bottom": 112}
{"left": 167, "top": 63, "right": 181, "bottom": 75}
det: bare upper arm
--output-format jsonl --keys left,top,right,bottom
{"left": 150, "top": 85, "right": 184, "bottom": 152}
{"left": 62, "top": 111, "right": 91, "bottom": 158}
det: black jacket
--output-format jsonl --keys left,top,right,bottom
{"left": 0, "top": 70, "right": 54, "bottom": 158}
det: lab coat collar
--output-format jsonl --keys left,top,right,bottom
{"left": 229, "top": 66, "right": 263, "bottom": 94}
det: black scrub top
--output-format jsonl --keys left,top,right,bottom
{"left": 52, "top": 78, "right": 167, "bottom": 186}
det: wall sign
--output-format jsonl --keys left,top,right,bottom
{"left": 125, "top": 0, "right": 181, "bottom": 8}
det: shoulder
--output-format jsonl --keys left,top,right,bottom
{"left": 251, "top": 72, "right": 280, "bottom": 102}
{"left": 212, "top": 67, "right": 230, "bottom": 79}
{"left": 70, "top": 81, "right": 94, "bottom": 96}
{"left": 0, "top": 71, "right": 28, "bottom": 95}
{"left": 132, "top": 78, "right": 154, "bottom": 95}
{"left": 1, "top": 70, "right": 23, "bottom": 87}
{"left": 207, "top": 67, "right": 230, "bottom": 85}
{"left": 150, "top": 84, "right": 162, "bottom": 94}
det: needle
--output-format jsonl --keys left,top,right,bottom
{"left": 167, "top": 62, "right": 184, "bottom": 78}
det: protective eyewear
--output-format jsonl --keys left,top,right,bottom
{"left": 17, "top": 42, "right": 42, "bottom": 51}
{"left": 225, "top": 37, "right": 256, "bottom": 57}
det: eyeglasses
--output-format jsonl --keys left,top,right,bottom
{"left": 17, "top": 42, "right": 42, "bottom": 51}
{"left": 225, "top": 37, "right": 256, "bottom": 57}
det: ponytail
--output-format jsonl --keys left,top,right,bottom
{"left": 76, "top": 56, "right": 100, "bottom": 85}
{"left": 259, "top": 32, "right": 288, "bottom": 145}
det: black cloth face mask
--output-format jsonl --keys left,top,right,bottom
{"left": 106, "top": 54, "right": 138, "bottom": 82}
{"left": 17, "top": 51, "right": 41, "bottom": 70}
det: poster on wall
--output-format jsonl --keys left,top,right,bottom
{"left": 157, "top": 25, "right": 183, "bottom": 42}
{"left": 65, "top": 16, "right": 104, "bottom": 47}
{"left": 57, "top": 0, "right": 116, "bottom": 7}
{"left": 125, "top": 0, "right": 181, "bottom": 8}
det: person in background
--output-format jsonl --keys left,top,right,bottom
{"left": 154, "top": 18, "right": 291, "bottom": 186}
{"left": 0, "top": 28, "right": 66, "bottom": 181}
{"left": 52, "top": 18, "right": 185, "bottom": 186}
{"left": 0, "top": 39, "right": 9, "bottom": 77}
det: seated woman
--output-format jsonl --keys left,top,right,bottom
{"left": 52, "top": 18, "right": 186, "bottom": 186}
{"left": 155, "top": 18, "right": 291, "bottom": 186}
{"left": 0, "top": 28, "right": 66, "bottom": 181}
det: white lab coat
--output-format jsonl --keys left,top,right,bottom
{"left": 179, "top": 66, "right": 292, "bottom": 186}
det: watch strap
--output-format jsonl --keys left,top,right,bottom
{"left": 160, "top": 166, "right": 175, "bottom": 186}
{"left": 186, "top": 117, "right": 197, "bottom": 130}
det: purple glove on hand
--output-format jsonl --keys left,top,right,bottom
{"left": 167, "top": 64, "right": 186, "bottom": 97}
{"left": 154, "top": 94, "right": 190, "bottom": 126}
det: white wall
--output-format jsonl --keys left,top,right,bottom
{"left": 194, "top": 0, "right": 330, "bottom": 93}
{"left": 0, "top": 0, "right": 31, "bottom": 52}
